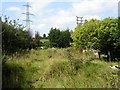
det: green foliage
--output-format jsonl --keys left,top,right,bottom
{"left": 48, "top": 28, "right": 72, "bottom": 48}
{"left": 72, "top": 18, "right": 120, "bottom": 60}
{"left": 33, "top": 31, "right": 41, "bottom": 47}
{"left": 2, "top": 62, "right": 26, "bottom": 88}
{"left": 72, "top": 19, "right": 101, "bottom": 49}
{"left": 3, "top": 49, "right": 119, "bottom": 88}
{"left": 40, "top": 39, "right": 51, "bottom": 49}
{"left": 1, "top": 16, "right": 34, "bottom": 55}
{"left": 42, "top": 40, "right": 51, "bottom": 49}
{"left": 48, "top": 28, "right": 61, "bottom": 47}
{"left": 58, "top": 29, "right": 71, "bottom": 48}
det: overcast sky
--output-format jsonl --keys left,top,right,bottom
{"left": 1, "top": 0, "right": 119, "bottom": 36}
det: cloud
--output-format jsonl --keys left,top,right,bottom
{"left": 30, "top": 0, "right": 118, "bottom": 36}
{"left": 6, "top": 6, "right": 21, "bottom": 12}
{"left": 30, "top": 0, "right": 54, "bottom": 14}
{"left": 71, "top": 0, "right": 118, "bottom": 17}
{"left": 2, "top": 0, "right": 118, "bottom": 36}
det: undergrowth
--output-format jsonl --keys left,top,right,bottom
{"left": 2, "top": 48, "right": 119, "bottom": 88}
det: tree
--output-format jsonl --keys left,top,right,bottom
{"left": 97, "top": 18, "right": 119, "bottom": 60}
{"left": 58, "top": 29, "right": 71, "bottom": 48}
{"left": 34, "top": 31, "right": 41, "bottom": 48}
{"left": 72, "top": 19, "right": 100, "bottom": 49}
{"left": 72, "top": 17, "right": 120, "bottom": 61}
{"left": 43, "top": 33, "right": 47, "bottom": 39}
{"left": 48, "top": 28, "right": 61, "bottom": 47}
{"left": 48, "top": 28, "right": 71, "bottom": 48}
{"left": 1, "top": 16, "right": 34, "bottom": 54}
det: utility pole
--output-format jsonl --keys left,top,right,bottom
{"left": 76, "top": 16, "right": 84, "bottom": 25}
{"left": 22, "top": 2, "right": 34, "bottom": 31}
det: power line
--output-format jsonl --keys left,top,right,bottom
{"left": 76, "top": 16, "right": 84, "bottom": 25}
{"left": 22, "top": 2, "right": 34, "bottom": 31}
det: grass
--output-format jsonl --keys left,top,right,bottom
{"left": 41, "top": 39, "right": 49, "bottom": 43}
{"left": 2, "top": 48, "right": 119, "bottom": 88}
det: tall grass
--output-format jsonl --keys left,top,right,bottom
{"left": 2, "top": 48, "right": 119, "bottom": 88}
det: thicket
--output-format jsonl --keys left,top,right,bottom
{"left": 48, "top": 28, "right": 72, "bottom": 48}
{"left": 1, "top": 16, "right": 41, "bottom": 55}
{"left": 72, "top": 17, "right": 120, "bottom": 61}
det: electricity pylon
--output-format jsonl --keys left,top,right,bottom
{"left": 76, "top": 16, "right": 84, "bottom": 25}
{"left": 22, "top": 2, "right": 34, "bottom": 31}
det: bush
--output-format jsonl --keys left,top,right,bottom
{"left": 2, "top": 62, "right": 25, "bottom": 88}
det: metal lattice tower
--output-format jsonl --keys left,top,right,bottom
{"left": 76, "top": 16, "right": 84, "bottom": 25}
{"left": 22, "top": 2, "right": 34, "bottom": 31}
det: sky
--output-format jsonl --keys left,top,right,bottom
{"left": 1, "top": 0, "right": 119, "bottom": 37}
{"left": 118, "top": 1, "right": 120, "bottom": 17}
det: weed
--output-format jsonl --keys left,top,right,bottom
{"left": 2, "top": 48, "right": 119, "bottom": 88}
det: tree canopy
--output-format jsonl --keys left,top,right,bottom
{"left": 72, "top": 17, "right": 120, "bottom": 60}
{"left": 48, "top": 28, "right": 72, "bottom": 48}
{"left": 33, "top": 31, "right": 41, "bottom": 47}
{"left": 1, "top": 16, "right": 35, "bottom": 54}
